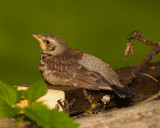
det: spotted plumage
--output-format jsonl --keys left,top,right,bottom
{"left": 32, "top": 34, "right": 137, "bottom": 98}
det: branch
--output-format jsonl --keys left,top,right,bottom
{"left": 122, "top": 31, "right": 160, "bottom": 85}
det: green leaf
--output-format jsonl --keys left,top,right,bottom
{"left": 25, "top": 102, "right": 79, "bottom": 128}
{"left": 0, "top": 81, "right": 18, "bottom": 105}
{"left": 0, "top": 100, "right": 20, "bottom": 118}
{"left": 51, "top": 110, "right": 79, "bottom": 128}
{"left": 25, "top": 80, "right": 47, "bottom": 103}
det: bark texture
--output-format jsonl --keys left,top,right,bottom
{"left": 75, "top": 99, "right": 160, "bottom": 128}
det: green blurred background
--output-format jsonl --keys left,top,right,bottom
{"left": 0, "top": 0, "right": 160, "bottom": 85}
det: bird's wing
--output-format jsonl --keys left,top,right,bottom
{"left": 45, "top": 56, "right": 137, "bottom": 98}
{"left": 78, "top": 53, "right": 123, "bottom": 87}
{"left": 45, "top": 57, "right": 109, "bottom": 90}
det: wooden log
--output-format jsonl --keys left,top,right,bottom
{"left": 75, "top": 99, "right": 160, "bottom": 128}
{"left": 17, "top": 61, "right": 160, "bottom": 115}
{"left": 17, "top": 86, "right": 107, "bottom": 115}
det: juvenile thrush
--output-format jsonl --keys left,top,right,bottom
{"left": 32, "top": 34, "right": 136, "bottom": 98}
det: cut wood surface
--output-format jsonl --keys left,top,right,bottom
{"left": 17, "top": 86, "right": 65, "bottom": 111}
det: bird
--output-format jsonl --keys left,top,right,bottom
{"left": 32, "top": 34, "right": 137, "bottom": 99}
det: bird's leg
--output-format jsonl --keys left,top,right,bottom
{"left": 123, "top": 31, "right": 160, "bottom": 85}
{"left": 83, "top": 90, "right": 105, "bottom": 115}
{"left": 64, "top": 98, "right": 76, "bottom": 112}
{"left": 57, "top": 98, "right": 76, "bottom": 113}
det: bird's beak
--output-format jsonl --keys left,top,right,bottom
{"left": 32, "top": 34, "right": 46, "bottom": 50}
{"left": 32, "top": 34, "right": 41, "bottom": 40}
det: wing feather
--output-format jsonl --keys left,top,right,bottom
{"left": 45, "top": 57, "right": 108, "bottom": 90}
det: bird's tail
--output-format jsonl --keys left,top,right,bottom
{"left": 109, "top": 85, "right": 137, "bottom": 99}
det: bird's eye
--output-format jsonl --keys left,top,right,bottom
{"left": 45, "top": 40, "right": 50, "bottom": 44}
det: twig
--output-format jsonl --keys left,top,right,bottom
{"left": 139, "top": 73, "right": 158, "bottom": 82}
{"left": 127, "top": 31, "right": 159, "bottom": 47}
{"left": 140, "top": 91, "right": 160, "bottom": 104}
{"left": 57, "top": 99, "right": 66, "bottom": 111}
{"left": 122, "top": 31, "right": 160, "bottom": 85}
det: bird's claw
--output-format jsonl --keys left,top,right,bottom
{"left": 57, "top": 98, "right": 76, "bottom": 113}
{"left": 83, "top": 90, "right": 104, "bottom": 115}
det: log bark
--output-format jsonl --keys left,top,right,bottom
{"left": 75, "top": 99, "right": 160, "bottom": 128}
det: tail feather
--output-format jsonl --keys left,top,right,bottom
{"left": 110, "top": 85, "right": 137, "bottom": 99}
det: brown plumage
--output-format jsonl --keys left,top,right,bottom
{"left": 32, "top": 34, "right": 137, "bottom": 98}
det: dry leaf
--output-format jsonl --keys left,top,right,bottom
{"left": 123, "top": 42, "right": 134, "bottom": 60}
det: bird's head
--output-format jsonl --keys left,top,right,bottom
{"left": 32, "top": 34, "right": 68, "bottom": 55}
